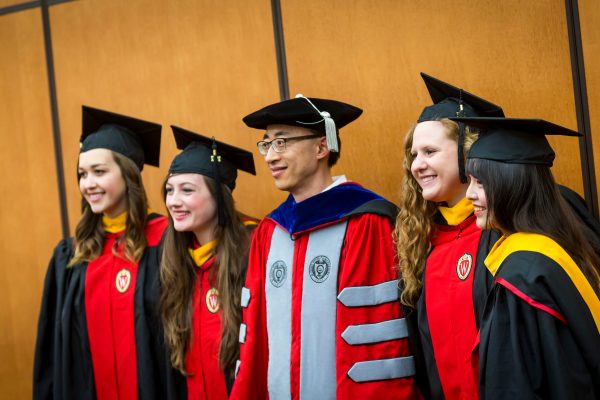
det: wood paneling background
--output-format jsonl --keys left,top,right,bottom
{"left": 48, "top": 0, "right": 282, "bottom": 229}
{"left": 281, "top": 0, "right": 583, "bottom": 202}
{"left": 580, "top": 0, "right": 600, "bottom": 203}
{"left": 0, "top": 0, "right": 597, "bottom": 397}
{"left": 0, "top": 8, "right": 62, "bottom": 398}
{"left": 0, "top": 0, "right": 23, "bottom": 7}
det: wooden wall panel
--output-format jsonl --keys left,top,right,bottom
{"left": 0, "top": 0, "right": 25, "bottom": 8}
{"left": 0, "top": 9, "right": 61, "bottom": 399}
{"left": 580, "top": 0, "right": 600, "bottom": 209}
{"left": 1, "top": 1, "right": 597, "bottom": 398}
{"left": 281, "top": 0, "right": 582, "bottom": 203}
{"left": 49, "top": 0, "right": 282, "bottom": 227}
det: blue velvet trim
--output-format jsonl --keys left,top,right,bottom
{"left": 268, "top": 183, "right": 384, "bottom": 234}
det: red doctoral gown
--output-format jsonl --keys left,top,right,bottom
{"left": 230, "top": 182, "right": 420, "bottom": 400}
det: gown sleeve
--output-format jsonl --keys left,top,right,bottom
{"left": 229, "top": 221, "right": 272, "bottom": 400}
{"left": 33, "top": 238, "right": 73, "bottom": 400}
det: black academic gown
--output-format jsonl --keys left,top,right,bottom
{"left": 479, "top": 233, "right": 600, "bottom": 400}
{"left": 33, "top": 214, "right": 185, "bottom": 400}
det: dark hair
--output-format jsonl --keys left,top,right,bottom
{"left": 160, "top": 175, "right": 250, "bottom": 377}
{"left": 309, "top": 128, "right": 341, "bottom": 167}
{"left": 467, "top": 158, "right": 600, "bottom": 292}
{"left": 70, "top": 151, "right": 149, "bottom": 267}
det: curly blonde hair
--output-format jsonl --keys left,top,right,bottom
{"left": 394, "top": 119, "right": 478, "bottom": 308}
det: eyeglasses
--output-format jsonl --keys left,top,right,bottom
{"left": 256, "top": 135, "right": 320, "bottom": 155}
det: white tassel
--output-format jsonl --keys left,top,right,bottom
{"left": 294, "top": 94, "right": 338, "bottom": 152}
{"left": 321, "top": 111, "right": 338, "bottom": 152}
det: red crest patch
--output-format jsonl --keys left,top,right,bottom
{"left": 115, "top": 269, "right": 132, "bottom": 293}
{"left": 206, "top": 288, "right": 220, "bottom": 313}
{"left": 456, "top": 253, "right": 473, "bottom": 281}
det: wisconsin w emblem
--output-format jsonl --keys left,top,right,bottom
{"left": 456, "top": 253, "right": 473, "bottom": 281}
{"left": 115, "top": 269, "right": 131, "bottom": 293}
{"left": 206, "top": 288, "right": 220, "bottom": 313}
{"left": 309, "top": 255, "right": 331, "bottom": 283}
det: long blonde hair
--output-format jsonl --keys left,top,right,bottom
{"left": 69, "top": 151, "right": 149, "bottom": 267}
{"left": 394, "top": 119, "right": 478, "bottom": 308}
{"left": 160, "top": 176, "right": 251, "bottom": 377}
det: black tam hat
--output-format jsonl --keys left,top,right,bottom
{"left": 80, "top": 106, "right": 162, "bottom": 170}
{"left": 169, "top": 125, "right": 256, "bottom": 225}
{"left": 417, "top": 73, "right": 504, "bottom": 183}
{"left": 243, "top": 94, "right": 362, "bottom": 153}
{"left": 452, "top": 117, "right": 580, "bottom": 166}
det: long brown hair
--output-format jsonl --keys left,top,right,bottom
{"left": 160, "top": 175, "right": 250, "bottom": 376}
{"left": 69, "top": 151, "right": 149, "bottom": 267}
{"left": 467, "top": 158, "right": 600, "bottom": 293}
{"left": 394, "top": 119, "right": 478, "bottom": 308}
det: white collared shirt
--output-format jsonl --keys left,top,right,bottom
{"left": 322, "top": 175, "right": 348, "bottom": 192}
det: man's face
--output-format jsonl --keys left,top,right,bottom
{"left": 262, "top": 124, "right": 325, "bottom": 198}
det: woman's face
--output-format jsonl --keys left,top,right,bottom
{"left": 410, "top": 121, "right": 468, "bottom": 207}
{"left": 165, "top": 173, "right": 217, "bottom": 243}
{"left": 466, "top": 174, "right": 489, "bottom": 229}
{"left": 78, "top": 149, "right": 127, "bottom": 218}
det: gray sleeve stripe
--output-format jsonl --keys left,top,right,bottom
{"left": 341, "top": 318, "right": 408, "bottom": 345}
{"left": 347, "top": 356, "right": 415, "bottom": 382}
{"left": 337, "top": 279, "right": 399, "bottom": 307}
{"left": 239, "top": 323, "right": 247, "bottom": 343}
{"left": 241, "top": 287, "right": 250, "bottom": 308}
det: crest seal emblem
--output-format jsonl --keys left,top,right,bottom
{"left": 115, "top": 269, "right": 132, "bottom": 293}
{"left": 269, "top": 260, "right": 287, "bottom": 288}
{"left": 309, "top": 255, "right": 331, "bottom": 283}
{"left": 456, "top": 253, "right": 473, "bottom": 281}
{"left": 206, "top": 288, "right": 220, "bottom": 313}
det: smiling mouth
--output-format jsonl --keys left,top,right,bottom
{"left": 420, "top": 175, "right": 436, "bottom": 184}
{"left": 87, "top": 193, "right": 104, "bottom": 202}
{"left": 171, "top": 211, "right": 190, "bottom": 221}
{"left": 270, "top": 166, "right": 286, "bottom": 178}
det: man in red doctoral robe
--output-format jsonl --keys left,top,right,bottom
{"left": 230, "top": 95, "right": 421, "bottom": 400}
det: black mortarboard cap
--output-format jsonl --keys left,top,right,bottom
{"left": 80, "top": 106, "right": 162, "bottom": 170}
{"left": 169, "top": 125, "right": 256, "bottom": 227}
{"left": 169, "top": 125, "right": 256, "bottom": 190}
{"left": 417, "top": 73, "right": 504, "bottom": 183}
{"left": 453, "top": 117, "right": 580, "bottom": 166}
{"left": 417, "top": 73, "right": 505, "bottom": 122}
{"left": 243, "top": 94, "right": 362, "bottom": 153}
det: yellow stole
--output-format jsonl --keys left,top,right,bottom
{"left": 485, "top": 232, "right": 600, "bottom": 333}
{"left": 438, "top": 197, "right": 474, "bottom": 226}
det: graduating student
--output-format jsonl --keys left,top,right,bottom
{"left": 461, "top": 117, "right": 600, "bottom": 399}
{"left": 160, "top": 126, "right": 257, "bottom": 399}
{"left": 230, "top": 95, "right": 420, "bottom": 400}
{"left": 394, "top": 73, "right": 503, "bottom": 399}
{"left": 33, "top": 106, "right": 169, "bottom": 400}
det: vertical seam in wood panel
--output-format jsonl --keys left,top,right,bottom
{"left": 565, "top": 0, "right": 598, "bottom": 217}
{"left": 271, "top": 0, "right": 289, "bottom": 101}
{"left": 41, "top": 0, "right": 70, "bottom": 238}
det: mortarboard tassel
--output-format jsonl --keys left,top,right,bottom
{"left": 457, "top": 122, "right": 468, "bottom": 184}
{"left": 211, "top": 139, "right": 226, "bottom": 226}
{"left": 456, "top": 89, "right": 468, "bottom": 183}
{"left": 321, "top": 111, "right": 339, "bottom": 153}
{"left": 295, "top": 94, "right": 339, "bottom": 152}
